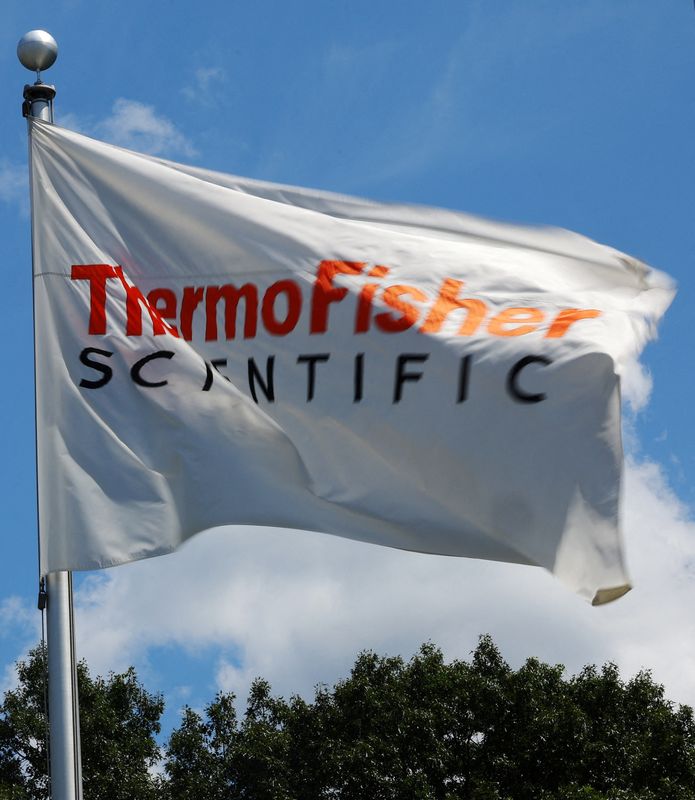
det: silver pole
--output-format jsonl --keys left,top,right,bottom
{"left": 18, "top": 31, "right": 83, "bottom": 800}
{"left": 45, "top": 573, "right": 82, "bottom": 800}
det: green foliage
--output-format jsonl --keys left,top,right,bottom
{"left": 77, "top": 663, "right": 163, "bottom": 800}
{"left": 0, "top": 645, "right": 163, "bottom": 800}
{"left": 0, "top": 645, "right": 49, "bottom": 800}
{"left": 1, "top": 637, "right": 694, "bottom": 799}
{"left": 162, "top": 636, "right": 695, "bottom": 800}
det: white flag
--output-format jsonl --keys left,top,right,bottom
{"left": 30, "top": 120, "right": 674, "bottom": 603}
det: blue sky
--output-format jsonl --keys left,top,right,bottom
{"left": 1, "top": 0, "right": 695, "bottom": 736}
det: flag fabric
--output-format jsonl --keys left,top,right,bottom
{"left": 29, "top": 119, "right": 674, "bottom": 604}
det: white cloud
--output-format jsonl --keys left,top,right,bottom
{"left": 0, "top": 596, "right": 38, "bottom": 638}
{"left": 0, "top": 161, "right": 29, "bottom": 216}
{"left": 621, "top": 356, "right": 653, "bottom": 413}
{"left": 57, "top": 100, "right": 196, "bottom": 159}
{"left": 70, "top": 455, "right": 695, "bottom": 713}
{"left": 182, "top": 67, "right": 226, "bottom": 104}
{"left": 55, "top": 111, "right": 85, "bottom": 134}
{"left": 0, "top": 597, "right": 43, "bottom": 696}
{"left": 95, "top": 99, "right": 197, "bottom": 158}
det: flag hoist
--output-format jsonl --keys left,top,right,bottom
{"left": 19, "top": 30, "right": 83, "bottom": 800}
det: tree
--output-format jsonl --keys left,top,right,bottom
{"left": 163, "top": 636, "right": 695, "bottom": 800}
{"left": 163, "top": 695, "right": 238, "bottom": 800}
{"left": 163, "top": 680, "right": 293, "bottom": 800}
{"left": 0, "top": 645, "right": 163, "bottom": 800}
{"left": 2, "top": 638, "right": 694, "bottom": 799}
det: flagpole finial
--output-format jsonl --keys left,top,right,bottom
{"left": 18, "top": 31, "right": 57, "bottom": 122}
{"left": 17, "top": 30, "right": 58, "bottom": 82}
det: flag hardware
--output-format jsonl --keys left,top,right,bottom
{"left": 37, "top": 577, "right": 47, "bottom": 611}
{"left": 22, "top": 82, "right": 55, "bottom": 119}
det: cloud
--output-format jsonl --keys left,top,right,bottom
{"left": 0, "top": 161, "right": 29, "bottom": 216}
{"left": 621, "top": 356, "right": 653, "bottom": 413}
{"left": 69, "top": 454, "right": 695, "bottom": 715}
{"left": 0, "top": 597, "right": 42, "bottom": 696}
{"left": 0, "top": 596, "right": 39, "bottom": 641}
{"left": 182, "top": 67, "right": 226, "bottom": 105}
{"left": 57, "top": 100, "right": 196, "bottom": 159}
{"left": 95, "top": 99, "right": 197, "bottom": 158}
{"left": 55, "top": 111, "right": 85, "bottom": 134}
{"left": 1, "top": 102, "right": 193, "bottom": 215}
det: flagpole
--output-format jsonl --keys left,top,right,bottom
{"left": 18, "top": 31, "right": 83, "bottom": 800}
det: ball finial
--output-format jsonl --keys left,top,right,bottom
{"left": 17, "top": 30, "right": 58, "bottom": 75}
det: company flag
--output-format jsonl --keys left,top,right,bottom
{"left": 29, "top": 119, "right": 674, "bottom": 603}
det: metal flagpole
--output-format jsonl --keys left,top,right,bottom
{"left": 18, "top": 31, "right": 84, "bottom": 800}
